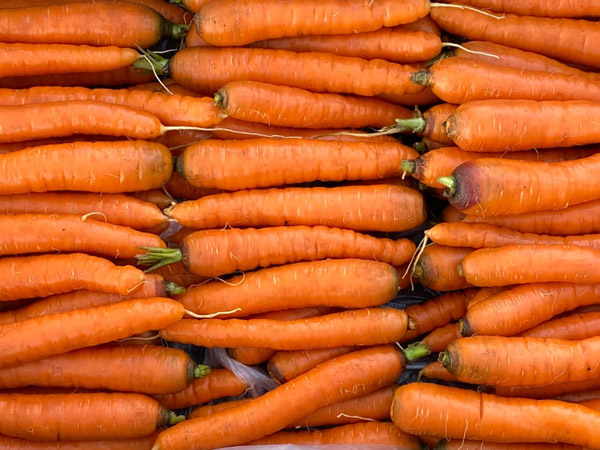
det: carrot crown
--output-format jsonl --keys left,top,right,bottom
{"left": 194, "top": 364, "right": 211, "bottom": 379}
{"left": 136, "top": 247, "right": 183, "bottom": 272}
{"left": 165, "top": 280, "right": 185, "bottom": 296}
{"left": 401, "top": 160, "right": 417, "bottom": 175}
{"left": 411, "top": 70, "right": 431, "bottom": 87}
{"left": 165, "top": 22, "right": 190, "bottom": 40}
{"left": 437, "top": 176, "right": 457, "bottom": 197}
{"left": 438, "top": 351, "right": 451, "bottom": 369}
{"left": 404, "top": 342, "right": 432, "bottom": 361}
{"left": 134, "top": 49, "right": 170, "bottom": 76}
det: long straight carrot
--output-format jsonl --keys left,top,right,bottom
{"left": 167, "top": 185, "right": 426, "bottom": 232}
{"left": 0, "top": 434, "right": 159, "bottom": 450}
{"left": 0, "top": 393, "right": 179, "bottom": 441}
{"left": 152, "top": 345, "right": 405, "bottom": 450}
{"left": 0, "top": 3, "right": 187, "bottom": 48}
{"left": 0, "top": 87, "right": 225, "bottom": 128}
{"left": 139, "top": 226, "right": 416, "bottom": 277}
{"left": 0, "top": 43, "right": 140, "bottom": 77}
{"left": 413, "top": 244, "right": 474, "bottom": 292}
{"left": 177, "top": 139, "right": 417, "bottom": 191}
{"left": 215, "top": 81, "right": 412, "bottom": 129}
{"left": 391, "top": 382, "right": 600, "bottom": 446}
{"left": 267, "top": 347, "right": 356, "bottom": 384}
{"left": 0, "top": 345, "right": 206, "bottom": 394}
{"left": 442, "top": 0, "right": 600, "bottom": 17}
{"left": 0, "top": 141, "right": 172, "bottom": 194}
{"left": 520, "top": 311, "right": 600, "bottom": 340}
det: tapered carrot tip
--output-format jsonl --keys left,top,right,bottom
{"left": 437, "top": 176, "right": 456, "bottom": 196}
{"left": 438, "top": 351, "right": 451, "bottom": 368}
{"left": 413, "top": 142, "right": 428, "bottom": 153}
{"left": 411, "top": 70, "right": 431, "bottom": 86}
{"left": 404, "top": 342, "right": 432, "bottom": 361}
{"left": 168, "top": 412, "right": 186, "bottom": 425}
{"left": 401, "top": 160, "right": 416, "bottom": 175}
{"left": 194, "top": 364, "right": 211, "bottom": 379}
{"left": 137, "top": 247, "right": 183, "bottom": 272}
{"left": 459, "top": 318, "right": 472, "bottom": 337}
{"left": 395, "top": 117, "right": 426, "bottom": 134}
{"left": 165, "top": 281, "right": 185, "bottom": 296}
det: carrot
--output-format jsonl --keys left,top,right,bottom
{"left": 187, "top": 398, "right": 250, "bottom": 419}
{"left": 127, "top": 79, "right": 200, "bottom": 96}
{"left": 405, "top": 322, "right": 463, "bottom": 361}
{"left": 184, "top": 28, "right": 210, "bottom": 48}
{"left": 0, "top": 43, "right": 140, "bottom": 78}
{"left": 459, "top": 245, "right": 600, "bottom": 287}
{"left": 413, "top": 244, "right": 474, "bottom": 292}
{"left": 174, "top": 0, "right": 209, "bottom": 13}
{"left": 177, "top": 138, "right": 417, "bottom": 191}
{"left": 0, "top": 345, "right": 208, "bottom": 394}
{"left": 558, "top": 390, "right": 600, "bottom": 403}
{"left": 156, "top": 47, "right": 426, "bottom": 97}
{"left": 152, "top": 345, "right": 405, "bottom": 450}
{"left": 377, "top": 88, "right": 441, "bottom": 107}
{"left": 0, "top": 87, "right": 225, "bottom": 128}
{"left": 159, "top": 308, "right": 411, "bottom": 350}
{"left": 214, "top": 81, "right": 412, "bottom": 129}
{"left": 153, "top": 368, "right": 249, "bottom": 411}
{"left": 400, "top": 289, "right": 476, "bottom": 343}
{"left": 0, "top": 434, "right": 158, "bottom": 450}
{"left": 402, "top": 146, "right": 600, "bottom": 189}
{"left": 148, "top": 263, "right": 208, "bottom": 289}
{"left": 520, "top": 311, "right": 600, "bottom": 340}
{"left": 248, "top": 422, "right": 423, "bottom": 448}
{"left": 418, "top": 360, "right": 459, "bottom": 382}
{"left": 467, "top": 286, "right": 509, "bottom": 309}
{"left": 249, "top": 27, "right": 442, "bottom": 63}
{"left": 167, "top": 185, "right": 426, "bottom": 232}
{"left": 0, "top": 141, "right": 172, "bottom": 194}
{"left": 435, "top": 440, "right": 584, "bottom": 450}
{"left": 267, "top": 347, "right": 356, "bottom": 384}
{"left": 429, "top": 6, "right": 600, "bottom": 70}
{"left": 440, "top": 335, "right": 600, "bottom": 386}
{"left": 0, "top": 135, "right": 122, "bottom": 154}
{"left": 395, "top": 103, "right": 456, "bottom": 145}
{"left": 193, "top": 0, "right": 430, "bottom": 46}
{"left": 130, "top": 190, "right": 174, "bottom": 210}
{"left": 391, "top": 382, "right": 600, "bottom": 446}
{"left": 441, "top": 0, "right": 600, "bottom": 18}
{"left": 227, "top": 347, "right": 275, "bottom": 366}
{"left": 139, "top": 226, "right": 416, "bottom": 277}
{"left": 414, "top": 57, "right": 600, "bottom": 104}
{"left": 165, "top": 173, "right": 221, "bottom": 200}
{"left": 0, "top": 392, "right": 180, "bottom": 441}
{"left": 0, "top": 3, "right": 188, "bottom": 48}
{"left": 400, "top": 15, "right": 442, "bottom": 35}
{"left": 491, "top": 379, "right": 600, "bottom": 400}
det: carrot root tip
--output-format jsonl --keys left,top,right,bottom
{"left": 404, "top": 342, "right": 432, "bottom": 361}
{"left": 194, "top": 364, "right": 211, "bottom": 379}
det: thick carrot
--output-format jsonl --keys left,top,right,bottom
{"left": 467, "top": 286, "right": 509, "bottom": 309}
{"left": 0, "top": 393, "right": 179, "bottom": 441}
{"left": 418, "top": 360, "right": 459, "bottom": 382}
{"left": 140, "top": 226, "right": 416, "bottom": 277}
{"left": 436, "top": 440, "right": 583, "bottom": 450}
{"left": 400, "top": 289, "right": 476, "bottom": 343}
{"left": 0, "top": 43, "right": 140, "bottom": 77}
{"left": 415, "top": 57, "right": 600, "bottom": 104}
{"left": 152, "top": 345, "right": 405, "bottom": 450}
{"left": 413, "top": 244, "right": 474, "bottom": 292}
{"left": 441, "top": 335, "right": 600, "bottom": 386}
{"left": 440, "top": 0, "right": 600, "bottom": 18}
{"left": 153, "top": 368, "right": 247, "bottom": 410}
{"left": 0, "top": 345, "right": 207, "bottom": 394}
{"left": 250, "top": 27, "right": 442, "bottom": 63}
{"left": 177, "top": 138, "right": 417, "bottom": 191}
{"left": 0, "top": 434, "right": 158, "bottom": 450}
{"left": 429, "top": 6, "right": 600, "bottom": 70}
{"left": 0, "top": 3, "right": 187, "bottom": 48}
{"left": 395, "top": 103, "right": 456, "bottom": 145}
{"left": 130, "top": 190, "right": 174, "bottom": 210}
{"left": 0, "top": 87, "right": 225, "bottom": 128}
{"left": 163, "top": 47, "right": 426, "bottom": 97}
{"left": 148, "top": 263, "right": 208, "bottom": 289}
{"left": 0, "top": 297, "right": 183, "bottom": 368}
{"left": 405, "top": 322, "right": 463, "bottom": 360}
{"left": 460, "top": 245, "right": 600, "bottom": 287}
{"left": 0, "top": 135, "right": 122, "bottom": 154}
{"left": 248, "top": 422, "right": 423, "bottom": 448}
{"left": 391, "top": 382, "right": 600, "bottom": 446}
{"left": 520, "top": 311, "right": 600, "bottom": 340}
{"left": 194, "top": 0, "right": 430, "bottom": 46}
{"left": 215, "top": 81, "right": 412, "bottom": 129}
{"left": 168, "top": 185, "right": 426, "bottom": 232}
{"left": 159, "top": 308, "right": 410, "bottom": 350}
{"left": 267, "top": 347, "right": 356, "bottom": 384}
{"left": 0, "top": 141, "right": 172, "bottom": 194}
{"left": 491, "top": 379, "right": 600, "bottom": 399}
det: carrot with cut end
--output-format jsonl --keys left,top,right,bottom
{"left": 152, "top": 345, "right": 405, "bottom": 450}
{"left": 0, "top": 297, "right": 183, "bottom": 368}
{"left": 0, "top": 434, "right": 159, "bottom": 450}
{"left": 139, "top": 226, "right": 416, "bottom": 277}
{"left": 215, "top": 81, "right": 412, "bottom": 129}
{"left": 267, "top": 347, "right": 356, "bottom": 384}
{"left": 520, "top": 311, "right": 600, "bottom": 340}
{"left": 413, "top": 244, "right": 474, "bottom": 292}
{"left": 168, "top": 185, "right": 426, "bottom": 232}
{"left": 159, "top": 308, "right": 411, "bottom": 350}
{"left": 0, "top": 345, "right": 208, "bottom": 394}
{"left": 441, "top": 0, "right": 600, "bottom": 18}
{"left": 391, "top": 382, "right": 600, "bottom": 446}
{"left": 395, "top": 103, "right": 456, "bottom": 145}
{"left": 418, "top": 360, "right": 459, "bottom": 382}
{"left": 177, "top": 138, "right": 417, "bottom": 191}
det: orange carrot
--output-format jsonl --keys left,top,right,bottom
{"left": 395, "top": 103, "right": 456, "bottom": 145}
{"left": 491, "top": 379, "right": 600, "bottom": 400}
{"left": 399, "top": 15, "right": 442, "bottom": 35}
{"left": 187, "top": 398, "right": 250, "bottom": 419}
{"left": 267, "top": 347, "right": 356, "bottom": 384}
{"left": 418, "top": 360, "right": 459, "bottom": 382}
{"left": 215, "top": 81, "right": 412, "bottom": 129}
{"left": 159, "top": 308, "right": 411, "bottom": 350}
{"left": 558, "top": 390, "right": 600, "bottom": 403}
{"left": 520, "top": 311, "right": 600, "bottom": 340}
{"left": 130, "top": 190, "right": 174, "bottom": 210}
{"left": 435, "top": 440, "right": 583, "bottom": 450}
{"left": 413, "top": 244, "right": 474, "bottom": 292}
{"left": 377, "top": 88, "right": 441, "bottom": 107}
{"left": 467, "top": 286, "right": 509, "bottom": 309}
{"left": 165, "top": 173, "right": 221, "bottom": 200}
{"left": 406, "top": 322, "right": 463, "bottom": 360}
{"left": 442, "top": 0, "right": 600, "bottom": 18}
{"left": 227, "top": 348, "right": 275, "bottom": 366}
{"left": 0, "top": 434, "right": 159, "bottom": 450}
{"left": 148, "top": 263, "right": 208, "bottom": 289}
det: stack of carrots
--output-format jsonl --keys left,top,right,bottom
{"left": 2, "top": 0, "right": 600, "bottom": 449}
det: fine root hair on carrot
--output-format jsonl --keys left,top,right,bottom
{"left": 335, "top": 413, "right": 377, "bottom": 422}
{"left": 405, "top": 235, "right": 430, "bottom": 282}
{"left": 115, "top": 333, "right": 160, "bottom": 342}
{"left": 137, "top": 47, "right": 174, "bottom": 96}
{"left": 430, "top": 3, "right": 506, "bottom": 19}
{"left": 80, "top": 212, "right": 108, "bottom": 222}
{"left": 184, "top": 308, "right": 242, "bottom": 319}
{"left": 213, "top": 272, "right": 246, "bottom": 286}
{"left": 440, "top": 43, "right": 500, "bottom": 59}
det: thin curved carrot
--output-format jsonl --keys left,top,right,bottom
{"left": 413, "top": 244, "right": 474, "bottom": 292}
{"left": 0, "top": 434, "right": 159, "bottom": 450}
{"left": 418, "top": 360, "right": 459, "bottom": 382}
{"left": 441, "top": 0, "right": 600, "bottom": 18}
{"left": 152, "top": 345, "right": 405, "bottom": 450}
{"left": 215, "top": 81, "right": 412, "bottom": 129}
{"left": 267, "top": 347, "right": 356, "bottom": 384}
{"left": 395, "top": 103, "right": 456, "bottom": 145}
{"left": 177, "top": 138, "right": 417, "bottom": 191}
{"left": 491, "top": 378, "right": 600, "bottom": 399}
{"left": 520, "top": 311, "right": 600, "bottom": 340}
{"left": 130, "top": 190, "right": 174, "bottom": 210}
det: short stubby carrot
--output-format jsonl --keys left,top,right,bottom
{"left": 177, "top": 138, "right": 417, "bottom": 191}
{"left": 521, "top": 311, "right": 600, "bottom": 341}
{"left": 459, "top": 245, "right": 600, "bottom": 287}
{"left": 441, "top": 0, "right": 600, "bottom": 18}
{"left": 391, "top": 382, "right": 600, "bottom": 446}
{"left": 152, "top": 345, "right": 405, "bottom": 450}
{"left": 0, "top": 297, "right": 184, "bottom": 368}
{"left": 441, "top": 335, "right": 600, "bottom": 387}
{"left": 175, "top": 259, "right": 399, "bottom": 318}
{"left": 267, "top": 347, "right": 356, "bottom": 384}
{"left": 167, "top": 185, "right": 426, "bottom": 232}
{"left": 0, "top": 141, "right": 172, "bottom": 194}
{"left": 0, "top": 43, "right": 140, "bottom": 78}
{"left": 139, "top": 226, "right": 416, "bottom": 277}
{"left": 159, "top": 308, "right": 410, "bottom": 350}
{"left": 0, "top": 253, "right": 145, "bottom": 301}
{"left": 445, "top": 100, "right": 600, "bottom": 152}
{"left": 0, "top": 434, "right": 159, "bottom": 450}
{"left": 194, "top": 0, "right": 430, "bottom": 46}
{"left": 0, "top": 345, "right": 205, "bottom": 394}
{"left": 214, "top": 81, "right": 412, "bottom": 129}
{"left": 413, "top": 244, "right": 474, "bottom": 292}
{"left": 0, "top": 392, "right": 178, "bottom": 441}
